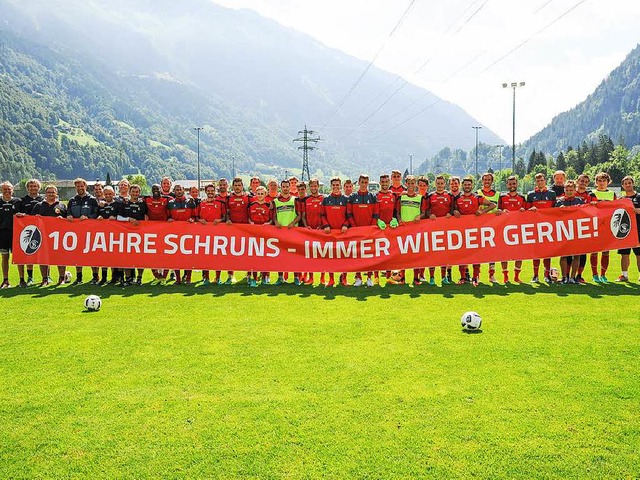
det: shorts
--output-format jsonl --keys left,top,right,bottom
{"left": 0, "top": 229, "right": 12, "bottom": 254}
{"left": 618, "top": 246, "right": 640, "bottom": 255}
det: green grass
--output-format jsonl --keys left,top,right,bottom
{"left": 1, "top": 259, "right": 639, "bottom": 478}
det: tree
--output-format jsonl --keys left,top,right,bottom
{"left": 126, "top": 174, "right": 149, "bottom": 194}
{"left": 556, "top": 151, "right": 566, "bottom": 171}
{"left": 515, "top": 158, "right": 526, "bottom": 178}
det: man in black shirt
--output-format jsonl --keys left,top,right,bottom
{"left": 17, "top": 179, "right": 44, "bottom": 287}
{"left": 0, "top": 181, "right": 22, "bottom": 288}
{"left": 33, "top": 185, "right": 68, "bottom": 286}
{"left": 66, "top": 178, "right": 99, "bottom": 284}
{"left": 118, "top": 184, "right": 148, "bottom": 286}
{"left": 96, "top": 186, "right": 122, "bottom": 285}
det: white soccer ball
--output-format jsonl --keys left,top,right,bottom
{"left": 64, "top": 270, "right": 73, "bottom": 282}
{"left": 461, "top": 311, "right": 482, "bottom": 330}
{"left": 84, "top": 295, "right": 102, "bottom": 312}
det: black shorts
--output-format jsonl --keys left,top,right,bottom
{"left": 618, "top": 246, "right": 640, "bottom": 255}
{"left": 0, "top": 229, "right": 12, "bottom": 253}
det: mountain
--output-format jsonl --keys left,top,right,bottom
{"left": 525, "top": 44, "right": 640, "bottom": 155}
{"left": 0, "top": 0, "right": 503, "bottom": 182}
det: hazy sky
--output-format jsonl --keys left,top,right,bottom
{"left": 212, "top": 0, "right": 640, "bottom": 144}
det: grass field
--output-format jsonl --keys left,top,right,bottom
{"left": 1, "top": 258, "right": 639, "bottom": 478}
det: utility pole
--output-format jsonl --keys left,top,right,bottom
{"left": 472, "top": 126, "right": 482, "bottom": 177}
{"left": 496, "top": 144, "right": 504, "bottom": 172}
{"left": 231, "top": 155, "right": 236, "bottom": 179}
{"left": 502, "top": 81, "right": 525, "bottom": 172}
{"left": 194, "top": 127, "right": 203, "bottom": 191}
{"left": 293, "top": 125, "right": 321, "bottom": 182}
{"left": 409, "top": 154, "right": 413, "bottom": 175}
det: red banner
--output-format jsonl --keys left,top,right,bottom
{"left": 12, "top": 200, "right": 638, "bottom": 272}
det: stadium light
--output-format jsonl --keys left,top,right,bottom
{"left": 502, "top": 81, "right": 525, "bottom": 172}
{"left": 194, "top": 127, "right": 203, "bottom": 191}
{"left": 472, "top": 126, "right": 482, "bottom": 177}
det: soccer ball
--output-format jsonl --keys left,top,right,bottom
{"left": 64, "top": 270, "right": 73, "bottom": 282}
{"left": 84, "top": 295, "right": 102, "bottom": 312}
{"left": 461, "top": 311, "right": 482, "bottom": 330}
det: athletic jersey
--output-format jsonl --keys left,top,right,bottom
{"left": 526, "top": 188, "right": 556, "bottom": 209}
{"left": 266, "top": 193, "right": 279, "bottom": 204}
{"left": 427, "top": 191, "right": 454, "bottom": 218}
{"left": 272, "top": 195, "right": 297, "bottom": 227}
{"left": 455, "top": 193, "right": 483, "bottom": 216}
{"left": 556, "top": 196, "right": 584, "bottom": 207}
{"left": 144, "top": 195, "right": 169, "bottom": 221}
{"left": 593, "top": 189, "right": 616, "bottom": 201}
{"left": 390, "top": 184, "right": 406, "bottom": 196}
{"left": 498, "top": 193, "right": 528, "bottom": 212}
{"left": 167, "top": 196, "right": 197, "bottom": 221}
{"left": 449, "top": 190, "right": 462, "bottom": 201}
{"left": 20, "top": 194, "right": 44, "bottom": 215}
{"left": 119, "top": 199, "right": 147, "bottom": 220}
{"left": 198, "top": 199, "right": 227, "bottom": 222}
{"left": 396, "top": 193, "right": 425, "bottom": 222}
{"left": 295, "top": 196, "right": 306, "bottom": 218}
{"left": 226, "top": 192, "right": 250, "bottom": 224}
{"left": 248, "top": 201, "right": 272, "bottom": 225}
{"left": 551, "top": 184, "right": 565, "bottom": 197}
{"left": 160, "top": 189, "right": 175, "bottom": 198}
{"left": 67, "top": 194, "right": 99, "bottom": 219}
{"left": 0, "top": 197, "right": 21, "bottom": 230}
{"left": 376, "top": 190, "right": 396, "bottom": 223}
{"left": 97, "top": 200, "right": 122, "bottom": 219}
{"left": 190, "top": 197, "right": 202, "bottom": 208}
{"left": 477, "top": 188, "right": 499, "bottom": 213}
{"left": 347, "top": 190, "right": 379, "bottom": 227}
{"left": 321, "top": 193, "right": 349, "bottom": 230}
{"left": 576, "top": 190, "right": 597, "bottom": 204}
{"left": 304, "top": 194, "right": 325, "bottom": 229}
{"left": 33, "top": 200, "right": 67, "bottom": 218}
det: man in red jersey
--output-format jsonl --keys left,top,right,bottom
{"left": 248, "top": 185, "right": 272, "bottom": 287}
{"left": 303, "top": 178, "right": 325, "bottom": 285}
{"left": 496, "top": 176, "right": 528, "bottom": 283}
{"left": 144, "top": 184, "right": 171, "bottom": 282}
{"left": 426, "top": 175, "right": 454, "bottom": 285}
{"left": 453, "top": 177, "right": 497, "bottom": 286}
{"left": 266, "top": 179, "right": 279, "bottom": 203}
{"left": 167, "top": 184, "right": 197, "bottom": 285}
{"left": 294, "top": 181, "right": 309, "bottom": 285}
{"left": 527, "top": 172, "right": 557, "bottom": 283}
{"left": 212, "top": 177, "right": 233, "bottom": 284}
{"left": 225, "top": 177, "right": 251, "bottom": 285}
{"left": 417, "top": 176, "right": 429, "bottom": 197}
{"left": 390, "top": 169, "right": 406, "bottom": 196}
{"left": 347, "top": 174, "right": 379, "bottom": 287}
{"left": 375, "top": 174, "right": 399, "bottom": 285}
{"left": 343, "top": 179, "right": 354, "bottom": 197}
{"left": 446, "top": 175, "right": 463, "bottom": 282}
{"left": 249, "top": 176, "right": 261, "bottom": 196}
{"left": 477, "top": 173, "right": 500, "bottom": 283}
{"left": 573, "top": 174, "right": 597, "bottom": 283}
{"left": 198, "top": 183, "right": 227, "bottom": 285}
{"left": 321, "top": 178, "right": 349, "bottom": 287}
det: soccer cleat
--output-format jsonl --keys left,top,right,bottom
{"left": 441, "top": 277, "right": 450, "bottom": 285}
{"left": 275, "top": 276, "right": 285, "bottom": 285}
{"left": 616, "top": 275, "right": 629, "bottom": 282}
{"left": 247, "top": 278, "right": 256, "bottom": 287}
{"left": 592, "top": 275, "right": 600, "bottom": 283}
{"left": 530, "top": 276, "right": 539, "bottom": 284}
{"left": 40, "top": 277, "right": 52, "bottom": 287}
{"left": 600, "top": 276, "right": 608, "bottom": 284}
{"left": 340, "top": 274, "right": 348, "bottom": 287}
{"left": 136, "top": 277, "right": 143, "bottom": 286}
{"left": 456, "top": 278, "right": 467, "bottom": 285}
{"left": 544, "top": 276, "right": 552, "bottom": 284}
{"left": 353, "top": 278, "right": 363, "bottom": 287}
{"left": 489, "top": 275, "right": 497, "bottom": 283}
{"left": 98, "top": 278, "right": 108, "bottom": 286}
{"left": 325, "top": 278, "right": 335, "bottom": 287}
{"left": 429, "top": 277, "right": 436, "bottom": 286}
{"left": 294, "top": 277, "right": 302, "bottom": 286}
{"left": 56, "top": 277, "right": 65, "bottom": 286}
{"left": 19, "top": 280, "right": 28, "bottom": 288}
{"left": 0, "top": 280, "right": 10, "bottom": 289}
{"left": 418, "top": 276, "right": 427, "bottom": 283}
{"left": 472, "top": 277, "right": 479, "bottom": 287}
{"left": 366, "top": 278, "right": 374, "bottom": 287}
{"left": 202, "top": 278, "right": 211, "bottom": 286}
{"left": 72, "top": 278, "right": 83, "bottom": 286}
{"left": 261, "top": 277, "right": 269, "bottom": 286}
{"left": 90, "top": 277, "right": 99, "bottom": 285}
{"left": 568, "top": 277, "right": 576, "bottom": 284}
{"left": 413, "top": 279, "right": 422, "bottom": 286}
{"left": 304, "top": 277, "right": 314, "bottom": 286}
{"left": 26, "top": 277, "right": 34, "bottom": 287}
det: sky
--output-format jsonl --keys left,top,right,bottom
{"left": 211, "top": 0, "right": 640, "bottom": 144}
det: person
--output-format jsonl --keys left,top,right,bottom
{"left": 555, "top": 180, "right": 584, "bottom": 283}
{"left": 390, "top": 175, "right": 427, "bottom": 285}
{"left": 167, "top": 184, "right": 197, "bottom": 285}
{"left": 320, "top": 178, "right": 349, "bottom": 287}
{"left": 144, "top": 184, "right": 171, "bottom": 282}
{"left": 189, "top": 186, "right": 201, "bottom": 207}
{"left": 266, "top": 179, "right": 279, "bottom": 203}
{"left": 343, "top": 179, "right": 354, "bottom": 197}
{"left": 453, "top": 177, "right": 497, "bottom": 286}
{"left": 225, "top": 177, "right": 251, "bottom": 285}
{"left": 527, "top": 172, "right": 557, "bottom": 283}
{"left": 294, "top": 181, "right": 309, "bottom": 285}
{"left": 66, "top": 178, "right": 99, "bottom": 285}
{"left": 93, "top": 182, "right": 105, "bottom": 202}
{"left": 198, "top": 183, "right": 227, "bottom": 285}
{"left": 272, "top": 179, "right": 301, "bottom": 285}
{"left": 214, "top": 178, "right": 234, "bottom": 284}
{"left": 375, "top": 174, "right": 398, "bottom": 284}
{"left": 590, "top": 171, "right": 616, "bottom": 283}
{"left": 551, "top": 170, "right": 566, "bottom": 197}
{"left": 0, "top": 181, "right": 22, "bottom": 289}
{"left": 390, "top": 170, "right": 406, "bottom": 195}
{"left": 574, "top": 174, "right": 597, "bottom": 283}
{"left": 96, "top": 186, "right": 122, "bottom": 285}
{"left": 247, "top": 186, "right": 272, "bottom": 286}
{"left": 616, "top": 176, "right": 640, "bottom": 282}
{"left": 417, "top": 176, "right": 429, "bottom": 198}
{"left": 288, "top": 176, "right": 299, "bottom": 196}
{"left": 160, "top": 176, "right": 174, "bottom": 197}
{"left": 302, "top": 178, "right": 325, "bottom": 285}
{"left": 426, "top": 175, "right": 454, "bottom": 285}
{"left": 118, "top": 184, "right": 148, "bottom": 285}
{"left": 496, "top": 176, "right": 527, "bottom": 283}
{"left": 447, "top": 175, "right": 463, "bottom": 284}
{"left": 117, "top": 178, "right": 130, "bottom": 202}
{"left": 477, "top": 172, "right": 500, "bottom": 283}
{"left": 32, "top": 185, "right": 68, "bottom": 286}
{"left": 16, "top": 179, "right": 44, "bottom": 287}
{"left": 347, "top": 174, "right": 379, "bottom": 287}
{"left": 249, "top": 176, "right": 261, "bottom": 196}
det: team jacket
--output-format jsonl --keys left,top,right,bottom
{"left": 144, "top": 195, "right": 170, "bottom": 221}
{"left": 67, "top": 194, "right": 99, "bottom": 219}
{"left": 20, "top": 195, "right": 44, "bottom": 215}
{"left": 575, "top": 190, "right": 597, "bottom": 204}
{"left": 455, "top": 193, "right": 483, "bottom": 215}
{"left": 347, "top": 191, "right": 379, "bottom": 227}
{"left": 526, "top": 188, "right": 556, "bottom": 209}
{"left": 498, "top": 193, "right": 528, "bottom": 211}
{"left": 198, "top": 199, "right": 227, "bottom": 222}
{"left": 167, "top": 196, "right": 197, "bottom": 221}
{"left": 0, "top": 197, "right": 21, "bottom": 230}
{"left": 556, "top": 196, "right": 584, "bottom": 207}
{"left": 33, "top": 201, "right": 67, "bottom": 217}
{"left": 321, "top": 193, "right": 349, "bottom": 230}
{"left": 226, "top": 193, "right": 250, "bottom": 224}
{"left": 304, "top": 194, "right": 324, "bottom": 229}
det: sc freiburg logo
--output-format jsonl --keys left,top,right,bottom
{"left": 20, "top": 225, "right": 42, "bottom": 255}
{"left": 610, "top": 209, "right": 631, "bottom": 239}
